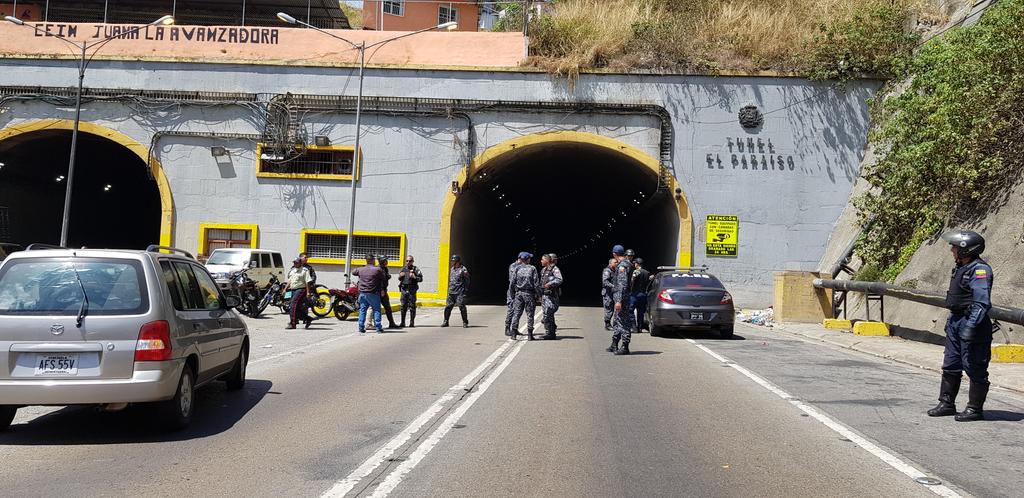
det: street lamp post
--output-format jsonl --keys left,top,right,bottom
{"left": 277, "top": 12, "right": 456, "bottom": 285}
{"left": 4, "top": 14, "right": 175, "bottom": 247}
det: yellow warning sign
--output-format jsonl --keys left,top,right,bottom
{"left": 706, "top": 215, "right": 739, "bottom": 257}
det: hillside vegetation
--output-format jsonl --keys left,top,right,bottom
{"left": 505, "top": 0, "right": 946, "bottom": 79}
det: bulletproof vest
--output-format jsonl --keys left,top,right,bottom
{"left": 944, "top": 262, "right": 975, "bottom": 312}
{"left": 400, "top": 266, "right": 419, "bottom": 289}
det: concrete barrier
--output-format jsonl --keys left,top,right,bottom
{"left": 773, "top": 271, "right": 833, "bottom": 323}
{"left": 823, "top": 319, "right": 853, "bottom": 330}
{"left": 992, "top": 344, "right": 1024, "bottom": 363}
{"left": 853, "top": 321, "right": 890, "bottom": 336}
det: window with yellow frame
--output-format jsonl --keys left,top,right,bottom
{"left": 256, "top": 143, "right": 361, "bottom": 181}
{"left": 198, "top": 223, "right": 259, "bottom": 258}
{"left": 300, "top": 229, "right": 405, "bottom": 266}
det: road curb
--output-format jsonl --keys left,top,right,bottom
{"left": 769, "top": 324, "right": 1024, "bottom": 396}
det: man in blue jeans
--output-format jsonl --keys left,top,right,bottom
{"left": 352, "top": 254, "right": 386, "bottom": 334}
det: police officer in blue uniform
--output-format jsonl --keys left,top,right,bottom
{"left": 443, "top": 255, "right": 470, "bottom": 328}
{"left": 505, "top": 254, "right": 526, "bottom": 336}
{"left": 601, "top": 259, "right": 616, "bottom": 330}
{"left": 541, "top": 253, "right": 563, "bottom": 340}
{"left": 928, "top": 230, "right": 993, "bottom": 422}
{"left": 607, "top": 245, "right": 635, "bottom": 355}
{"left": 509, "top": 252, "right": 540, "bottom": 341}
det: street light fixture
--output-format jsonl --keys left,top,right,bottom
{"left": 4, "top": 14, "right": 174, "bottom": 246}
{"left": 277, "top": 13, "right": 456, "bottom": 284}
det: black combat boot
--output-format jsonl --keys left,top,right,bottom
{"left": 604, "top": 322, "right": 612, "bottom": 331}
{"left": 606, "top": 339, "right": 619, "bottom": 353}
{"left": 441, "top": 307, "right": 451, "bottom": 327}
{"left": 955, "top": 381, "right": 989, "bottom": 422}
{"left": 927, "top": 371, "right": 961, "bottom": 417}
{"left": 615, "top": 343, "right": 631, "bottom": 355}
{"left": 527, "top": 328, "right": 535, "bottom": 341}
{"left": 409, "top": 309, "right": 416, "bottom": 328}
{"left": 460, "top": 308, "right": 469, "bottom": 328}
{"left": 399, "top": 309, "right": 407, "bottom": 328}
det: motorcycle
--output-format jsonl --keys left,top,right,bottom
{"left": 329, "top": 285, "right": 360, "bottom": 321}
{"left": 227, "top": 267, "right": 261, "bottom": 317}
{"left": 252, "top": 274, "right": 287, "bottom": 318}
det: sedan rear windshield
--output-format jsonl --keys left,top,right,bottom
{"left": 207, "top": 250, "right": 249, "bottom": 266}
{"left": 0, "top": 258, "right": 149, "bottom": 315}
{"left": 659, "top": 273, "right": 724, "bottom": 289}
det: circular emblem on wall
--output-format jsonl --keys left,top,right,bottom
{"left": 738, "top": 104, "right": 764, "bottom": 129}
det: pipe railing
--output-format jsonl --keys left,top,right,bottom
{"left": 813, "top": 278, "right": 1024, "bottom": 326}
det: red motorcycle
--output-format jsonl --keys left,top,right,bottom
{"left": 329, "top": 285, "right": 360, "bottom": 320}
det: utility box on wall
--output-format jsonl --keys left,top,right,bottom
{"left": 774, "top": 271, "right": 833, "bottom": 323}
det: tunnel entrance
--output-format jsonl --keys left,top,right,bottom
{"left": 451, "top": 139, "right": 681, "bottom": 306}
{"left": 0, "top": 129, "right": 161, "bottom": 249}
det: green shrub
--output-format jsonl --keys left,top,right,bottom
{"left": 801, "top": 0, "right": 920, "bottom": 80}
{"left": 855, "top": 0, "right": 1024, "bottom": 280}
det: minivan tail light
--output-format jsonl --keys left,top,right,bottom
{"left": 658, "top": 290, "right": 673, "bottom": 304}
{"left": 720, "top": 292, "right": 733, "bottom": 305}
{"left": 135, "top": 320, "right": 172, "bottom": 361}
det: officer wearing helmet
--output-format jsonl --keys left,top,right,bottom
{"left": 508, "top": 251, "right": 540, "bottom": 340}
{"left": 928, "top": 230, "right": 993, "bottom": 422}
{"left": 504, "top": 254, "right": 525, "bottom": 336}
{"left": 540, "top": 253, "right": 563, "bottom": 340}
{"left": 625, "top": 248, "right": 636, "bottom": 262}
{"left": 443, "top": 254, "right": 471, "bottom": 328}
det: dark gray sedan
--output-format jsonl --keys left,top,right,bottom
{"left": 645, "top": 267, "right": 735, "bottom": 338}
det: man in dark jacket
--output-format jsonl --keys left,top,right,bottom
{"left": 352, "top": 254, "right": 385, "bottom": 334}
{"left": 398, "top": 255, "right": 423, "bottom": 327}
{"left": 379, "top": 257, "right": 399, "bottom": 329}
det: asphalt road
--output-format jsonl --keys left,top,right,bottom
{"left": 2, "top": 305, "right": 1022, "bottom": 498}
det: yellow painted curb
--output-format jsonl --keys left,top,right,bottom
{"left": 823, "top": 319, "right": 853, "bottom": 330}
{"left": 992, "top": 344, "right": 1024, "bottom": 363}
{"left": 853, "top": 321, "right": 890, "bottom": 336}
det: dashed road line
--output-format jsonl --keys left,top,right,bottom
{"left": 686, "top": 339, "right": 964, "bottom": 498}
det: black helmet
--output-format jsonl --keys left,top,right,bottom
{"left": 379, "top": 256, "right": 389, "bottom": 265}
{"left": 451, "top": 254, "right": 462, "bottom": 262}
{"left": 942, "top": 230, "right": 985, "bottom": 259}
{"left": 625, "top": 249, "right": 636, "bottom": 257}
{"left": 635, "top": 257, "right": 644, "bottom": 266}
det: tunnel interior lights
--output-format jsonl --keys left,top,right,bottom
{"left": 103, "top": 184, "right": 112, "bottom": 192}
{"left": 55, "top": 175, "right": 65, "bottom": 182}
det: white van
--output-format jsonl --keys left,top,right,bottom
{"left": 206, "top": 249, "right": 285, "bottom": 289}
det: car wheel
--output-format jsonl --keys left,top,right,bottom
{"left": 225, "top": 344, "right": 248, "bottom": 391}
{"left": 720, "top": 325, "right": 735, "bottom": 339}
{"left": 0, "top": 405, "right": 17, "bottom": 431}
{"left": 649, "top": 325, "right": 661, "bottom": 337}
{"left": 161, "top": 367, "right": 195, "bottom": 431}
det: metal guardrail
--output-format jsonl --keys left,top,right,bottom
{"left": 813, "top": 278, "right": 1024, "bottom": 326}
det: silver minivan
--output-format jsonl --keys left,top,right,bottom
{"left": 0, "top": 245, "right": 249, "bottom": 431}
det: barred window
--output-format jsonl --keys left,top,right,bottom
{"left": 383, "top": 0, "right": 405, "bottom": 16}
{"left": 303, "top": 231, "right": 403, "bottom": 263}
{"left": 438, "top": 5, "right": 458, "bottom": 25}
{"left": 257, "top": 145, "right": 356, "bottom": 179}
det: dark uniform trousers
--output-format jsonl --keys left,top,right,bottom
{"left": 510, "top": 291, "right": 536, "bottom": 333}
{"left": 943, "top": 315, "right": 993, "bottom": 382}
{"left": 542, "top": 294, "right": 559, "bottom": 336}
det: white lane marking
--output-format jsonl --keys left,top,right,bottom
{"left": 369, "top": 335, "right": 528, "bottom": 497}
{"left": 686, "top": 339, "right": 963, "bottom": 498}
{"left": 320, "top": 310, "right": 539, "bottom": 498}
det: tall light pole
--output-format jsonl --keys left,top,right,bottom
{"left": 5, "top": 14, "right": 175, "bottom": 247}
{"left": 277, "top": 12, "right": 456, "bottom": 285}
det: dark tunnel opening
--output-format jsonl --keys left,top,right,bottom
{"left": 451, "top": 142, "right": 679, "bottom": 306}
{"left": 0, "top": 130, "right": 161, "bottom": 249}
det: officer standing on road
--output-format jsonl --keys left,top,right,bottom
{"left": 602, "top": 258, "right": 616, "bottom": 330}
{"left": 378, "top": 257, "right": 400, "bottom": 329}
{"left": 607, "top": 245, "right": 635, "bottom": 355}
{"left": 286, "top": 257, "right": 313, "bottom": 330}
{"left": 505, "top": 254, "right": 525, "bottom": 336}
{"left": 928, "top": 230, "right": 995, "bottom": 422}
{"left": 509, "top": 252, "right": 540, "bottom": 341}
{"left": 540, "top": 253, "right": 563, "bottom": 340}
{"left": 398, "top": 255, "right": 423, "bottom": 328}
{"left": 443, "top": 255, "right": 471, "bottom": 328}
{"left": 631, "top": 258, "right": 652, "bottom": 333}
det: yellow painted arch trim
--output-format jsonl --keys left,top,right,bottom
{"left": 436, "top": 130, "right": 693, "bottom": 296}
{"left": 0, "top": 119, "right": 174, "bottom": 247}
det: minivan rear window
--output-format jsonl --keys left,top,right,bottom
{"left": 0, "top": 258, "right": 149, "bottom": 315}
{"left": 207, "top": 250, "right": 248, "bottom": 266}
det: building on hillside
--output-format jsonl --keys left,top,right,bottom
{"left": 0, "top": 0, "right": 350, "bottom": 28}
{"left": 362, "top": 0, "right": 480, "bottom": 31}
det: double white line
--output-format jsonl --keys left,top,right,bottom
{"left": 321, "top": 310, "right": 540, "bottom": 498}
